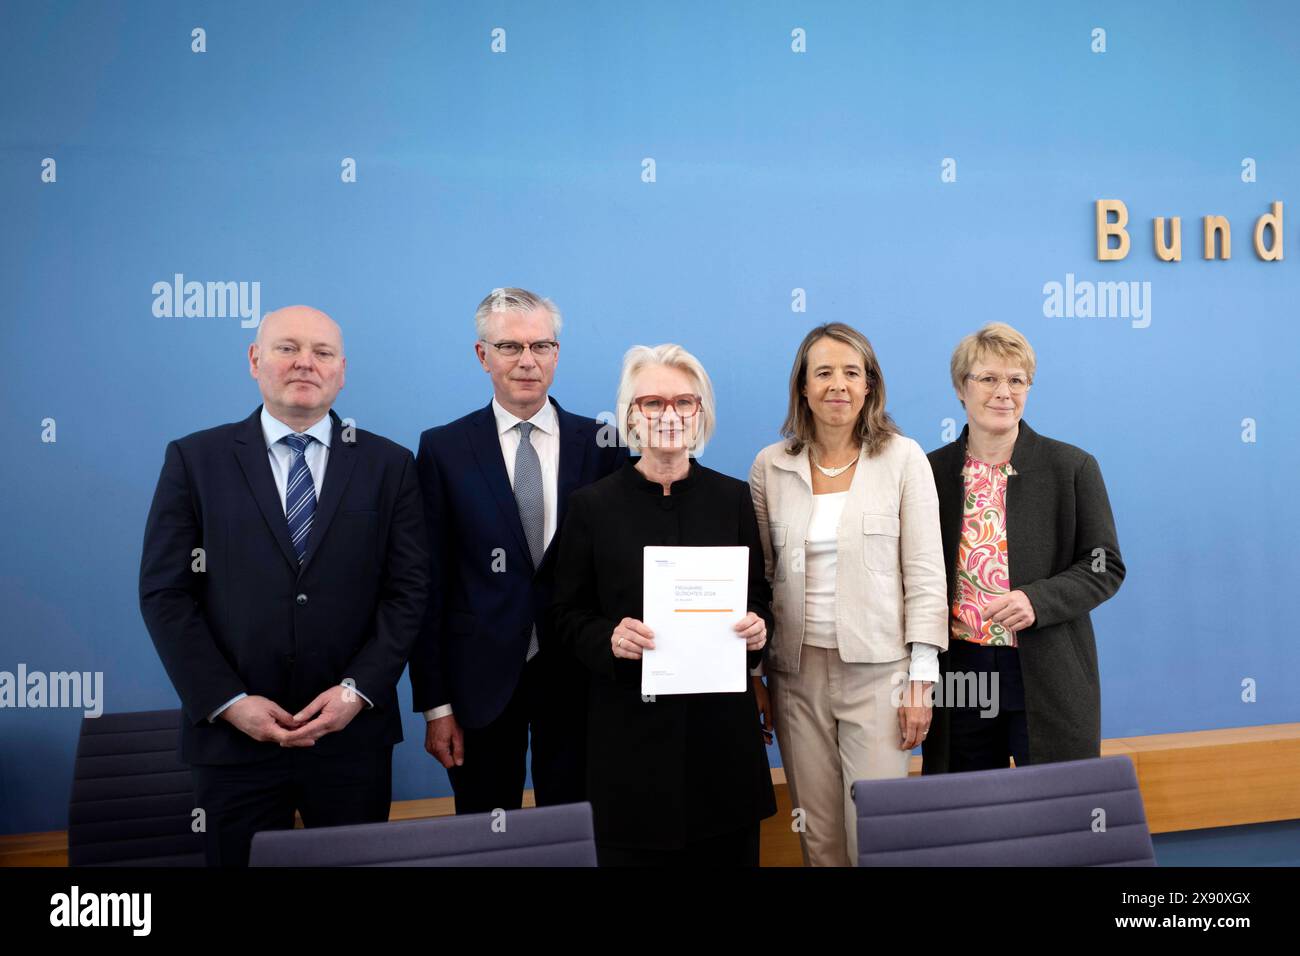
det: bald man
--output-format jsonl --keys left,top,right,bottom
{"left": 140, "top": 306, "right": 428, "bottom": 866}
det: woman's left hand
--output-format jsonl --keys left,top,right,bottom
{"left": 983, "top": 589, "right": 1036, "bottom": 633}
{"left": 897, "top": 679, "right": 934, "bottom": 750}
{"left": 734, "top": 612, "right": 767, "bottom": 651}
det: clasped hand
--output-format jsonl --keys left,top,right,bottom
{"left": 611, "top": 612, "right": 767, "bottom": 659}
{"left": 220, "top": 687, "right": 365, "bottom": 747}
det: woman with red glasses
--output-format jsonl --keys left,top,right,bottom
{"left": 552, "top": 343, "right": 776, "bottom": 866}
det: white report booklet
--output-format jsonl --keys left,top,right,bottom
{"left": 641, "top": 546, "right": 749, "bottom": 696}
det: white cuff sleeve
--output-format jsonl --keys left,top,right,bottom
{"left": 424, "top": 704, "right": 454, "bottom": 722}
{"left": 907, "top": 642, "right": 940, "bottom": 684}
{"left": 208, "top": 692, "right": 247, "bottom": 723}
{"left": 342, "top": 681, "right": 374, "bottom": 708}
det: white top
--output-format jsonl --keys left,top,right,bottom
{"left": 796, "top": 490, "right": 939, "bottom": 682}
{"left": 803, "top": 492, "right": 847, "bottom": 648}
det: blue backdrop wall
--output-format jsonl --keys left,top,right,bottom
{"left": 2, "top": 0, "right": 1297, "bottom": 834}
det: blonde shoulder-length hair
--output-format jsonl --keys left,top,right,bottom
{"left": 616, "top": 343, "right": 717, "bottom": 455}
{"left": 780, "top": 323, "right": 899, "bottom": 458}
{"left": 949, "top": 321, "right": 1037, "bottom": 392}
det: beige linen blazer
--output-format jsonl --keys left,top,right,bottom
{"left": 749, "top": 434, "right": 948, "bottom": 673}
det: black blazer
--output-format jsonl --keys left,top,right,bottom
{"left": 552, "top": 459, "right": 777, "bottom": 850}
{"left": 407, "top": 397, "right": 627, "bottom": 728}
{"left": 139, "top": 407, "right": 429, "bottom": 765}
{"left": 922, "top": 420, "right": 1125, "bottom": 772}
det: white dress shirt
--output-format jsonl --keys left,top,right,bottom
{"left": 208, "top": 407, "right": 371, "bottom": 722}
{"left": 261, "top": 405, "right": 332, "bottom": 510}
{"left": 424, "top": 397, "right": 561, "bottom": 723}
{"left": 492, "top": 396, "right": 561, "bottom": 550}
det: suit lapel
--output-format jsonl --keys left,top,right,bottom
{"left": 233, "top": 407, "right": 300, "bottom": 573}
{"left": 938, "top": 428, "right": 969, "bottom": 609}
{"left": 468, "top": 402, "right": 531, "bottom": 561}
{"left": 1004, "top": 420, "right": 1040, "bottom": 589}
{"left": 298, "top": 410, "right": 357, "bottom": 578}
{"left": 553, "top": 398, "right": 590, "bottom": 552}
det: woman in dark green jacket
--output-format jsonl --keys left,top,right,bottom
{"left": 922, "top": 323, "right": 1125, "bottom": 773}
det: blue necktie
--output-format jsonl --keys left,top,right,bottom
{"left": 514, "top": 422, "right": 543, "bottom": 660}
{"left": 281, "top": 433, "right": 317, "bottom": 564}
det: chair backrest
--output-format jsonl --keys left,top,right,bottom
{"left": 68, "top": 708, "right": 204, "bottom": 866}
{"left": 250, "top": 802, "right": 598, "bottom": 867}
{"left": 852, "top": 755, "right": 1156, "bottom": 866}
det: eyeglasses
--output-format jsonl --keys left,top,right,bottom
{"left": 482, "top": 339, "right": 558, "bottom": 358}
{"left": 967, "top": 373, "right": 1031, "bottom": 394}
{"left": 632, "top": 394, "right": 702, "bottom": 419}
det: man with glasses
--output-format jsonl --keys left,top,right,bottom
{"left": 408, "top": 288, "right": 627, "bottom": 814}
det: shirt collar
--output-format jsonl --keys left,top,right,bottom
{"left": 622, "top": 456, "right": 698, "bottom": 494}
{"left": 963, "top": 454, "right": 1016, "bottom": 477}
{"left": 261, "top": 406, "right": 333, "bottom": 451}
{"left": 491, "top": 396, "right": 557, "bottom": 438}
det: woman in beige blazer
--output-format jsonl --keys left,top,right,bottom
{"left": 749, "top": 322, "right": 948, "bottom": 867}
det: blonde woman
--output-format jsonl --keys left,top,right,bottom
{"left": 552, "top": 344, "right": 776, "bottom": 866}
{"left": 922, "top": 323, "right": 1124, "bottom": 774}
{"left": 750, "top": 323, "right": 947, "bottom": 867}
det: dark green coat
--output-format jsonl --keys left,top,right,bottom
{"left": 921, "top": 420, "right": 1125, "bottom": 772}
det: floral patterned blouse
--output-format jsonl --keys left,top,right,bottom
{"left": 951, "top": 454, "right": 1018, "bottom": 646}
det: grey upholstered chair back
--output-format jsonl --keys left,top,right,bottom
{"left": 68, "top": 708, "right": 204, "bottom": 866}
{"left": 249, "top": 802, "right": 598, "bottom": 867}
{"left": 852, "top": 755, "right": 1156, "bottom": 866}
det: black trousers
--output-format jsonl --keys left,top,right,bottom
{"left": 191, "top": 745, "right": 393, "bottom": 867}
{"left": 447, "top": 646, "right": 587, "bottom": 814}
{"left": 596, "top": 823, "right": 761, "bottom": 867}
{"left": 945, "top": 639, "right": 1031, "bottom": 772}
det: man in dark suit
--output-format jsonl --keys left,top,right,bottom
{"left": 409, "top": 288, "right": 626, "bottom": 813}
{"left": 139, "top": 305, "right": 428, "bottom": 866}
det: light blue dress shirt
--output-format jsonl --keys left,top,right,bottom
{"left": 207, "top": 407, "right": 372, "bottom": 723}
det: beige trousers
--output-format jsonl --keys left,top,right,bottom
{"left": 769, "top": 646, "right": 911, "bottom": 867}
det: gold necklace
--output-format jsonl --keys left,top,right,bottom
{"left": 811, "top": 448, "right": 858, "bottom": 478}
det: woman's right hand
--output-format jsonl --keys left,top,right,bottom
{"left": 611, "top": 617, "right": 656, "bottom": 659}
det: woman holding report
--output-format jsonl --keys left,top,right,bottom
{"left": 551, "top": 343, "right": 776, "bottom": 866}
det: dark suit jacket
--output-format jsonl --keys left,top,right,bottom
{"left": 139, "top": 407, "right": 429, "bottom": 766}
{"left": 407, "top": 397, "right": 627, "bottom": 728}
{"left": 922, "top": 420, "right": 1125, "bottom": 772}
{"left": 551, "top": 459, "right": 777, "bottom": 850}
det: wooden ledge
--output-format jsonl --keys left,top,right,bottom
{"left": 3, "top": 725, "right": 1295, "bottom": 866}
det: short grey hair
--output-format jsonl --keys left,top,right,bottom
{"left": 615, "top": 344, "right": 717, "bottom": 455}
{"left": 473, "top": 287, "right": 563, "bottom": 340}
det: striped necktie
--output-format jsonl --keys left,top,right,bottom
{"left": 281, "top": 433, "right": 317, "bottom": 564}
{"left": 513, "top": 422, "right": 543, "bottom": 660}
